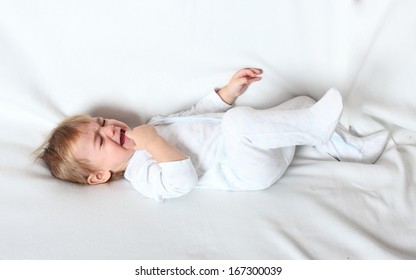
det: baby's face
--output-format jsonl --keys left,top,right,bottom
{"left": 71, "top": 117, "right": 136, "bottom": 174}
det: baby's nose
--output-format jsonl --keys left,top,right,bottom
{"left": 102, "top": 125, "right": 116, "bottom": 138}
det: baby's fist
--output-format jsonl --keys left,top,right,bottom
{"left": 125, "top": 124, "right": 159, "bottom": 150}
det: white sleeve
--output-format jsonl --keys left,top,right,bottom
{"left": 150, "top": 89, "right": 232, "bottom": 120}
{"left": 189, "top": 89, "right": 233, "bottom": 114}
{"left": 124, "top": 151, "right": 198, "bottom": 202}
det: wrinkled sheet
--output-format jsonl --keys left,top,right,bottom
{"left": 0, "top": 0, "right": 415, "bottom": 259}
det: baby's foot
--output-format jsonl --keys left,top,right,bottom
{"left": 317, "top": 125, "right": 390, "bottom": 164}
{"left": 350, "top": 129, "right": 389, "bottom": 164}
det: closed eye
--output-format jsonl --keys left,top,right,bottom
{"left": 100, "top": 119, "right": 106, "bottom": 147}
{"left": 96, "top": 117, "right": 106, "bottom": 147}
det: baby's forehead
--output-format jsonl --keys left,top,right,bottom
{"left": 71, "top": 119, "right": 100, "bottom": 143}
{"left": 76, "top": 116, "right": 101, "bottom": 126}
{"left": 76, "top": 118, "right": 99, "bottom": 133}
{"left": 71, "top": 121, "right": 97, "bottom": 151}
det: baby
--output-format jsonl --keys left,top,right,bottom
{"left": 37, "top": 68, "right": 389, "bottom": 202}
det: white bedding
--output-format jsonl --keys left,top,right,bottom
{"left": 1, "top": 0, "right": 415, "bottom": 259}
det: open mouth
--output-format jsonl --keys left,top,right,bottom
{"left": 120, "top": 129, "right": 126, "bottom": 146}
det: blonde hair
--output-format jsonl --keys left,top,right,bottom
{"left": 35, "top": 115, "right": 124, "bottom": 184}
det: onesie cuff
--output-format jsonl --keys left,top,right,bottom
{"left": 158, "top": 157, "right": 193, "bottom": 169}
{"left": 213, "top": 88, "right": 234, "bottom": 108}
{"left": 193, "top": 89, "right": 233, "bottom": 113}
{"left": 158, "top": 157, "right": 198, "bottom": 184}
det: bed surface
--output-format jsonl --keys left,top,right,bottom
{"left": 1, "top": 0, "right": 415, "bottom": 259}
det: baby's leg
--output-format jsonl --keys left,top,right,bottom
{"left": 219, "top": 140, "right": 295, "bottom": 190}
{"left": 221, "top": 88, "right": 343, "bottom": 189}
{"left": 223, "top": 88, "right": 343, "bottom": 149}
{"left": 220, "top": 95, "right": 314, "bottom": 190}
{"left": 266, "top": 95, "right": 316, "bottom": 111}
{"left": 315, "top": 125, "right": 389, "bottom": 164}
{"left": 276, "top": 93, "right": 389, "bottom": 164}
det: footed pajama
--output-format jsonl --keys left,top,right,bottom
{"left": 124, "top": 89, "right": 386, "bottom": 201}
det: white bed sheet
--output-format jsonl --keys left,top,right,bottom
{"left": 0, "top": 0, "right": 415, "bottom": 259}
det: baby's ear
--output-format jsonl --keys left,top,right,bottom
{"left": 87, "top": 171, "right": 111, "bottom": 185}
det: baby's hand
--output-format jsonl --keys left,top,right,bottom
{"left": 125, "top": 124, "right": 159, "bottom": 150}
{"left": 217, "top": 68, "right": 262, "bottom": 105}
{"left": 126, "top": 124, "right": 188, "bottom": 163}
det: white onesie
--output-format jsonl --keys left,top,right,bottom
{"left": 124, "top": 90, "right": 237, "bottom": 202}
{"left": 124, "top": 89, "right": 344, "bottom": 202}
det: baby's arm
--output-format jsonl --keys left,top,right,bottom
{"left": 125, "top": 124, "right": 187, "bottom": 162}
{"left": 217, "top": 68, "right": 262, "bottom": 105}
{"left": 124, "top": 125, "right": 198, "bottom": 201}
{"left": 148, "top": 68, "right": 262, "bottom": 122}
